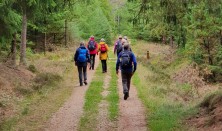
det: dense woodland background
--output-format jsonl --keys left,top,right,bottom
{"left": 0, "top": 0, "right": 221, "bottom": 81}
{"left": 1, "top": 0, "right": 222, "bottom": 130}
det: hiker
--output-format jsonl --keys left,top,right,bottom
{"left": 74, "top": 42, "right": 90, "bottom": 86}
{"left": 123, "top": 36, "right": 128, "bottom": 41}
{"left": 122, "top": 36, "right": 133, "bottom": 52}
{"left": 114, "top": 35, "right": 123, "bottom": 57}
{"left": 116, "top": 42, "right": 137, "bottom": 100}
{"left": 98, "top": 38, "right": 109, "bottom": 73}
{"left": 87, "top": 35, "right": 98, "bottom": 70}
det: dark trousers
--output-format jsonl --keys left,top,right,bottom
{"left": 121, "top": 72, "right": 132, "bottom": 94}
{"left": 90, "top": 54, "right": 96, "bottom": 70}
{"left": 77, "top": 66, "right": 87, "bottom": 85}
{"left": 116, "top": 52, "right": 120, "bottom": 58}
{"left": 101, "top": 60, "right": 107, "bottom": 72}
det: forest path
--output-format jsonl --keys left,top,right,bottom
{"left": 45, "top": 45, "right": 148, "bottom": 131}
{"left": 45, "top": 57, "right": 100, "bottom": 131}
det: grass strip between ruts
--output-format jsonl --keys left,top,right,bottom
{"left": 106, "top": 53, "right": 119, "bottom": 121}
{"left": 78, "top": 64, "right": 104, "bottom": 131}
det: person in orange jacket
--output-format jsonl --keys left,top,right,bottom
{"left": 98, "top": 38, "right": 109, "bottom": 73}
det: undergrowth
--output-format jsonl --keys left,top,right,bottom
{"left": 0, "top": 47, "right": 76, "bottom": 131}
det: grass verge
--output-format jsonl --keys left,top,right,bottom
{"left": 0, "top": 49, "right": 77, "bottom": 131}
{"left": 132, "top": 63, "right": 192, "bottom": 131}
{"left": 131, "top": 42, "right": 196, "bottom": 131}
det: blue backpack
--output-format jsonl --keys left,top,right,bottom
{"left": 88, "top": 40, "right": 96, "bottom": 51}
{"left": 121, "top": 51, "right": 132, "bottom": 67}
{"left": 77, "top": 48, "right": 87, "bottom": 62}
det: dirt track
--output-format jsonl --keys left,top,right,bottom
{"left": 45, "top": 56, "right": 147, "bottom": 131}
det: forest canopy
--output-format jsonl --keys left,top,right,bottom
{"left": 0, "top": 0, "right": 221, "bottom": 81}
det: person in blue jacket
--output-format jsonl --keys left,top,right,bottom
{"left": 116, "top": 42, "right": 137, "bottom": 100}
{"left": 74, "top": 42, "right": 90, "bottom": 86}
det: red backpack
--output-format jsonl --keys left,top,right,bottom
{"left": 100, "top": 44, "right": 107, "bottom": 53}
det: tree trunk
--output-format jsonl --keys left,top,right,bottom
{"left": 220, "top": 30, "right": 222, "bottom": 46}
{"left": 0, "top": 44, "right": 1, "bottom": 54}
{"left": 170, "top": 35, "right": 174, "bottom": 48}
{"left": 44, "top": 32, "right": 46, "bottom": 55}
{"left": 207, "top": 40, "right": 213, "bottom": 65}
{"left": 20, "top": 10, "right": 27, "bottom": 65}
{"left": 162, "top": 35, "right": 166, "bottom": 44}
{"left": 11, "top": 33, "right": 17, "bottom": 66}
{"left": 65, "top": 19, "right": 67, "bottom": 47}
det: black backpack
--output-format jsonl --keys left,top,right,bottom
{"left": 88, "top": 40, "right": 96, "bottom": 51}
{"left": 116, "top": 40, "right": 122, "bottom": 53}
{"left": 120, "top": 51, "right": 132, "bottom": 67}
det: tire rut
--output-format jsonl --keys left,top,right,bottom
{"left": 96, "top": 70, "right": 117, "bottom": 131}
{"left": 117, "top": 74, "right": 148, "bottom": 131}
{"left": 45, "top": 57, "right": 100, "bottom": 131}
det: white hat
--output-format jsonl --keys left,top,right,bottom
{"left": 100, "top": 38, "right": 105, "bottom": 42}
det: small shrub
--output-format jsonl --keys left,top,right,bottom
{"left": 47, "top": 54, "right": 60, "bottom": 60}
{"left": 0, "top": 101, "right": 5, "bottom": 107}
{"left": 22, "top": 107, "right": 29, "bottom": 115}
{"left": 199, "top": 91, "right": 222, "bottom": 110}
{"left": 32, "top": 73, "right": 62, "bottom": 91}
{"left": 26, "top": 47, "right": 34, "bottom": 58}
{"left": 181, "top": 83, "right": 192, "bottom": 93}
{"left": 28, "top": 64, "right": 37, "bottom": 73}
{"left": 14, "top": 86, "right": 33, "bottom": 95}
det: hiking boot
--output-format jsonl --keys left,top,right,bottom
{"left": 124, "top": 92, "right": 129, "bottom": 100}
{"left": 80, "top": 83, "right": 83, "bottom": 86}
{"left": 84, "top": 81, "right": 88, "bottom": 85}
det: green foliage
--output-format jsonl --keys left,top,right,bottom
{"left": 215, "top": 45, "right": 222, "bottom": 66}
{"left": 72, "top": 0, "right": 113, "bottom": 44}
{"left": 121, "top": 0, "right": 222, "bottom": 81}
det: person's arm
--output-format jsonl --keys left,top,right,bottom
{"left": 114, "top": 42, "right": 117, "bottom": 54}
{"left": 98, "top": 44, "right": 101, "bottom": 52}
{"left": 86, "top": 49, "right": 90, "bottom": 63}
{"left": 116, "top": 52, "right": 121, "bottom": 74}
{"left": 106, "top": 44, "right": 109, "bottom": 51}
{"left": 86, "top": 42, "right": 89, "bottom": 50}
{"left": 95, "top": 43, "right": 98, "bottom": 55}
{"left": 131, "top": 53, "right": 137, "bottom": 72}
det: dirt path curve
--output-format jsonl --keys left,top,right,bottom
{"left": 45, "top": 57, "right": 100, "bottom": 131}
{"left": 117, "top": 74, "right": 148, "bottom": 131}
